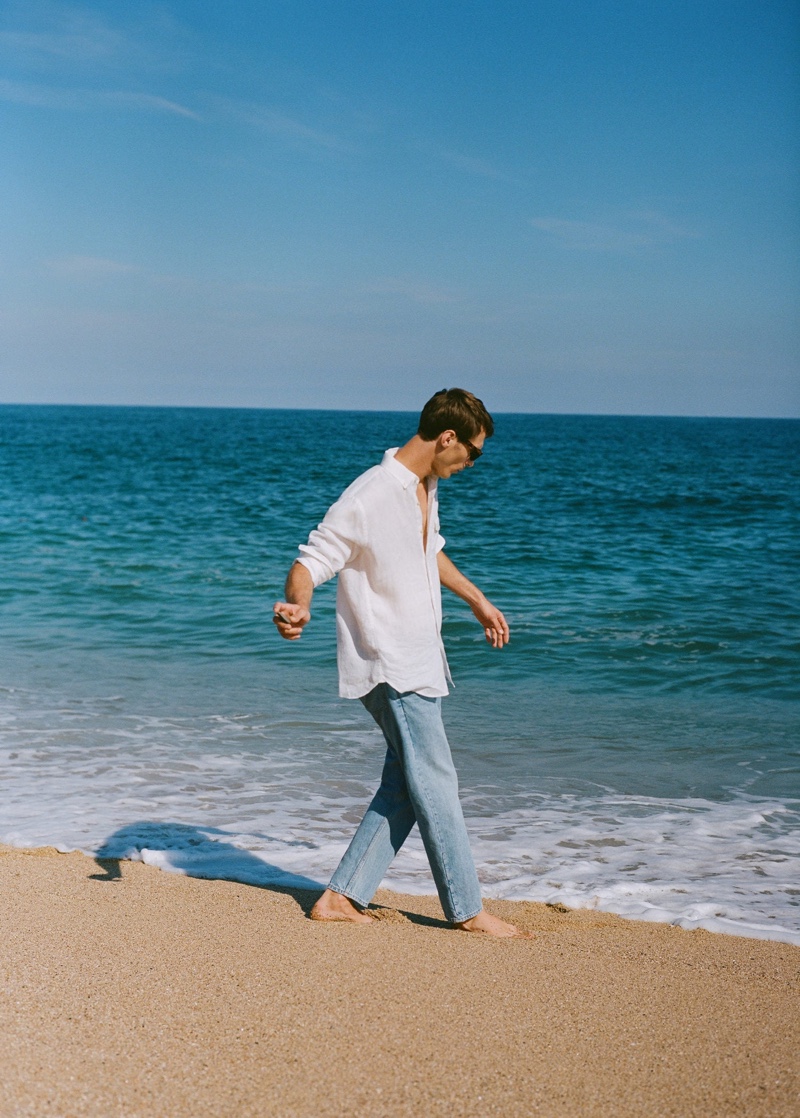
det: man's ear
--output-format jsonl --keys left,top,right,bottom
{"left": 437, "top": 429, "right": 457, "bottom": 450}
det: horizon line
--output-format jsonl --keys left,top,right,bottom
{"left": 0, "top": 400, "right": 798, "bottom": 422}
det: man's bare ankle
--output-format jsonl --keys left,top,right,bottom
{"left": 456, "top": 909, "right": 533, "bottom": 939}
{"left": 310, "top": 888, "right": 374, "bottom": 923}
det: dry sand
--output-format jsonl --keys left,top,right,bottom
{"left": 1, "top": 845, "right": 798, "bottom": 1118}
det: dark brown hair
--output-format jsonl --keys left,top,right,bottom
{"left": 417, "top": 388, "right": 494, "bottom": 442}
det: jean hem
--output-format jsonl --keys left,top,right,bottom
{"left": 447, "top": 905, "right": 483, "bottom": 924}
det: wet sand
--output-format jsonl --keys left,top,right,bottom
{"left": 1, "top": 845, "right": 798, "bottom": 1117}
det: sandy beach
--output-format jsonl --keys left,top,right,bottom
{"left": 0, "top": 846, "right": 797, "bottom": 1117}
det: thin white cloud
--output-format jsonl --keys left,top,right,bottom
{"left": 46, "top": 256, "right": 139, "bottom": 277}
{"left": 439, "top": 149, "right": 517, "bottom": 183}
{"left": 531, "top": 211, "right": 699, "bottom": 252}
{"left": 43, "top": 257, "right": 316, "bottom": 300}
{"left": 107, "top": 91, "right": 199, "bottom": 119}
{"left": 364, "top": 278, "right": 459, "bottom": 305}
{"left": 212, "top": 97, "right": 353, "bottom": 153}
{"left": 0, "top": 78, "right": 200, "bottom": 119}
{"left": 0, "top": 15, "right": 122, "bottom": 63}
{"left": 0, "top": 77, "right": 81, "bottom": 109}
{"left": 0, "top": 2, "right": 190, "bottom": 71}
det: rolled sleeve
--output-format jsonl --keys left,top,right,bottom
{"left": 435, "top": 531, "right": 446, "bottom": 554}
{"left": 297, "top": 496, "right": 363, "bottom": 588}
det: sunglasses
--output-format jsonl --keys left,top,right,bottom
{"left": 460, "top": 436, "right": 483, "bottom": 462}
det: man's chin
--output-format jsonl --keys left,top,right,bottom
{"left": 432, "top": 463, "right": 464, "bottom": 479}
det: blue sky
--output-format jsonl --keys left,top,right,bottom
{"left": 2, "top": 0, "right": 798, "bottom": 415}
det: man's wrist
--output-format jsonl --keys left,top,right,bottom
{"left": 464, "top": 587, "right": 488, "bottom": 610}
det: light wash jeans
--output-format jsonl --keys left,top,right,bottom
{"left": 328, "top": 683, "right": 483, "bottom": 924}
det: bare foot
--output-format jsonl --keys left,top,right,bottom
{"left": 456, "top": 910, "right": 534, "bottom": 938}
{"left": 310, "top": 888, "right": 374, "bottom": 924}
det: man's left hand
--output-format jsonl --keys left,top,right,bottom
{"left": 471, "top": 599, "right": 510, "bottom": 649}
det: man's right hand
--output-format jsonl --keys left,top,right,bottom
{"left": 273, "top": 602, "right": 311, "bottom": 641}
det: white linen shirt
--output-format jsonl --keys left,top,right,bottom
{"left": 296, "top": 448, "right": 452, "bottom": 699}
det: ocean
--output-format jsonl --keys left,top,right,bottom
{"left": 1, "top": 404, "right": 798, "bottom": 943}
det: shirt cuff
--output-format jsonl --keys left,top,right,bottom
{"left": 295, "top": 552, "right": 335, "bottom": 588}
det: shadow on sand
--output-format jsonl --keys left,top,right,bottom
{"left": 89, "top": 820, "right": 448, "bottom": 928}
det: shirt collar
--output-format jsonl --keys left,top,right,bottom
{"left": 381, "top": 448, "right": 420, "bottom": 490}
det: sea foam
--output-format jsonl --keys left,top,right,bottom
{"left": 2, "top": 695, "right": 797, "bottom": 945}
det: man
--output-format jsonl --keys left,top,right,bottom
{"left": 274, "top": 388, "right": 527, "bottom": 937}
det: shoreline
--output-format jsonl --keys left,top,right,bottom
{"left": 2, "top": 845, "right": 798, "bottom": 1117}
{"left": 3, "top": 832, "right": 799, "bottom": 948}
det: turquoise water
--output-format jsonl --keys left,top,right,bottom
{"left": 1, "top": 405, "right": 798, "bottom": 940}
